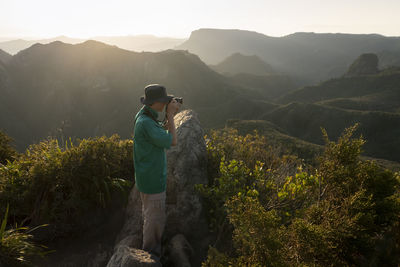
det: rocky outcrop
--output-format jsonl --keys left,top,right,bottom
{"left": 107, "top": 247, "right": 161, "bottom": 267}
{"left": 346, "top": 53, "right": 379, "bottom": 76}
{"left": 107, "top": 109, "right": 209, "bottom": 267}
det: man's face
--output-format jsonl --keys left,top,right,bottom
{"left": 150, "top": 101, "right": 167, "bottom": 112}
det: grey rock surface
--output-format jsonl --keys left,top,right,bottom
{"left": 106, "top": 246, "right": 162, "bottom": 267}
{"left": 168, "top": 234, "right": 194, "bottom": 267}
{"left": 108, "top": 109, "right": 209, "bottom": 266}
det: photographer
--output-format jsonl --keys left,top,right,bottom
{"left": 133, "top": 84, "right": 181, "bottom": 260}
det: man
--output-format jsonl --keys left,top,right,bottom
{"left": 133, "top": 84, "right": 180, "bottom": 259}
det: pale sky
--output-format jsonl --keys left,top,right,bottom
{"left": 1, "top": 0, "right": 399, "bottom": 39}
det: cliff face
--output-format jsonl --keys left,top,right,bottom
{"left": 108, "top": 110, "right": 210, "bottom": 267}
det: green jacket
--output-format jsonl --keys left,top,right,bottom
{"left": 133, "top": 105, "right": 172, "bottom": 194}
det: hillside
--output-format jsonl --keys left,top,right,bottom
{"left": 210, "top": 52, "right": 274, "bottom": 76}
{"left": 0, "top": 49, "right": 12, "bottom": 63}
{"left": 2, "top": 42, "right": 400, "bottom": 165}
{"left": 278, "top": 65, "right": 400, "bottom": 113}
{"left": 262, "top": 102, "right": 400, "bottom": 161}
{"left": 0, "top": 40, "right": 276, "bottom": 152}
{"left": 228, "top": 72, "right": 297, "bottom": 100}
{"left": 177, "top": 29, "right": 400, "bottom": 84}
{"left": 224, "top": 119, "right": 323, "bottom": 162}
{"left": 224, "top": 118, "right": 400, "bottom": 170}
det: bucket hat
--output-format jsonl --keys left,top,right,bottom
{"left": 140, "top": 84, "right": 174, "bottom": 105}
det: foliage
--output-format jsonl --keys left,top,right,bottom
{"left": 204, "top": 128, "right": 301, "bottom": 184}
{"left": 197, "top": 128, "right": 302, "bottom": 253}
{"left": 0, "top": 204, "right": 50, "bottom": 266}
{"left": 200, "top": 124, "right": 400, "bottom": 266}
{"left": 0, "top": 130, "right": 18, "bottom": 165}
{"left": 0, "top": 134, "right": 133, "bottom": 232}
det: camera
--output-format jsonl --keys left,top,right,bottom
{"left": 170, "top": 97, "right": 183, "bottom": 104}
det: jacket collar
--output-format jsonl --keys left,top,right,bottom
{"left": 142, "top": 105, "right": 159, "bottom": 119}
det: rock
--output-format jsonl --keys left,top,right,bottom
{"left": 106, "top": 246, "right": 162, "bottom": 267}
{"left": 108, "top": 109, "right": 209, "bottom": 266}
{"left": 167, "top": 234, "right": 194, "bottom": 267}
{"left": 114, "top": 185, "right": 144, "bottom": 250}
{"left": 346, "top": 53, "right": 379, "bottom": 76}
{"left": 164, "top": 110, "right": 209, "bottom": 244}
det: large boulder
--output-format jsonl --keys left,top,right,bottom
{"left": 346, "top": 53, "right": 379, "bottom": 76}
{"left": 107, "top": 246, "right": 161, "bottom": 267}
{"left": 108, "top": 109, "right": 209, "bottom": 267}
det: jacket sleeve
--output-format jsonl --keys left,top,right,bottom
{"left": 142, "top": 119, "right": 173, "bottom": 149}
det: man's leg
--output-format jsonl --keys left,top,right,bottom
{"left": 140, "top": 191, "right": 166, "bottom": 258}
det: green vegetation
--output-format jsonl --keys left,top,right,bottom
{"left": 346, "top": 53, "right": 379, "bottom": 76}
{"left": 0, "top": 130, "right": 18, "bottom": 165}
{"left": 224, "top": 119, "right": 323, "bottom": 163}
{"left": 263, "top": 102, "right": 400, "bottom": 161}
{"left": 278, "top": 67, "right": 400, "bottom": 111}
{"left": 0, "top": 134, "right": 133, "bottom": 227}
{"left": 0, "top": 133, "right": 133, "bottom": 264}
{"left": 200, "top": 124, "right": 400, "bottom": 266}
{"left": 0, "top": 204, "right": 49, "bottom": 266}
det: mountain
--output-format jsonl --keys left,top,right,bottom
{"left": 278, "top": 62, "right": 400, "bottom": 113}
{"left": 0, "top": 40, "right": 275, "bottom": 152}
{"left": 0, "top": 49, "right": 12, "bottom": 63}
{"left": 262, "top": 102, "right": 400, "bottom": 161}
{"left": 0, "top": 35, "right": 186, "bottom": 55}
{"left": 91, "top": 35, "right": 185, "bottom": 52}
{"left": 345, "top": 53, "right": 379, "bottom": 76}
{"left": 0, "top": 36, "right": 84, "bottom": 55}
{"left": 225, "top": 119, "right": 323, "bottom": 162}
{"left": 225, "top": 118, "right": 400, "bottom": 170}
{"left": 264, "top": 54, "right": 400, "bottom": 161}
{"left": 176, "top": 28, "right": 400, "bottom": 84}
{"left": 210, "top": 52, "right": 274, "bottom": 76}
{"left": 2, "top": 41, "right": 400, "bottom": 164}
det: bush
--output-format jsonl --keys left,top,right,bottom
{"left": 201, "top": 124, "right": 400, "bottom": 266}
{"left": 0, "top": 134, "right": 133, "bottom": 233}
{"left": 198, "top": 128, "right": 303, "bottom": 256}
{"left": 0, "top": 130, "right": 18, "bottom": 165}
{"left": 0, "top": 204, "right": 49, "bottom": 266}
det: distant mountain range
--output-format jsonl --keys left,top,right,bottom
{"left": 177, "top": 28, "right": 400, "bottom": 84}
{"left": 265, "top": 55, "right": 400, "bottom": 161}
{"left": 1, "top": 33, "right": 400, "bottom": 163}
{"left": 0, "top": 40, "right": 284, "bottom": 151}
{"left": 0, "top": 35, "right": 186, "bottom": 55}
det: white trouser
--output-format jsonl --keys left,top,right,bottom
{"left": 140, "top": 190, "right": 166, "bottom": 258}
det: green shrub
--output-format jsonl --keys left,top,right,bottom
{"left": 0, "top": 134, "right": 133, "bottom": 232}
{"left": 0, "top": 130, "right": 18, "bottom": 165}
{"left": 0, "top": 204, "right": 49, "bottom": 266}
{"left": 201, "top": 124, "right": 400, "bottom": 266}
{"left": 198, "top": 129, "right": 302, "bottom": 243}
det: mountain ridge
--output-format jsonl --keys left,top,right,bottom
{"left": 0, "top": 40, "right": 274, "bottom": 152}
{"left": 177, "top": 28, "right": 400, "bottom": 84}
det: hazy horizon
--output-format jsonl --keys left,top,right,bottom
{"left": 1, "top": 0, "right": 400, "bottom": 40}
{"left": 1, "top": 29, "right": 400, "bottom": 43}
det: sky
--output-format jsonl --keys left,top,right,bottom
{"left": 1, "top": 0, "right": 400, "bottom": 39}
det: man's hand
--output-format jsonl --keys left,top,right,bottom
{"left": 166, "top": 99, "right": 181, "bottom": 117}
{"left": 165, "top": 99, "right": 180, "bottom": 146}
